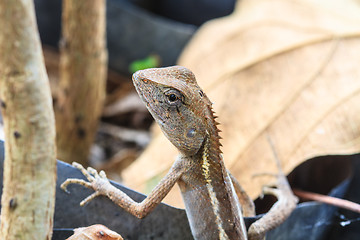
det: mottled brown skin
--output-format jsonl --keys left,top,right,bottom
{"left": 61, "top": 66, "right": 298, "bottom": 240}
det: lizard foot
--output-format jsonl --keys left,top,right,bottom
{"left": 248, "top": 173, "right": 298, "bottom": 240}
{"left": 61, "top": 162, "right": 112, "bottom": 206}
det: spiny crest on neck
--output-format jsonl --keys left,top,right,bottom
{"left": 204, "top": 101, "right": 223, "bottom": 157}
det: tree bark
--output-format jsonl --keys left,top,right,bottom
{"left": 0, "top": 1, "right": 57, "bottom": 239}
{"left": 55, "top": 0, "right": 107, "bottom": 165}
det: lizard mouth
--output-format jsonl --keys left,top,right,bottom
{"left": 133, "top": 81, "right": 167, "bottom": 125}
{"left": 145, "top": 100, "right": 166, "bottom": 126}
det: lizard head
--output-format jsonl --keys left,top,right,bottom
{"left": 132, "top": 66, "right": 217, "bottom": 156}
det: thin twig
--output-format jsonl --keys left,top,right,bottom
{"left": 293, "top": 188, "right": 360, "bottom": 214}
{"left": 266, "top": 134, "right": 283, "bottom": 174}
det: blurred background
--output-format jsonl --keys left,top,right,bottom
{"left": 1, "top": 0, "right": 360, "bottom": 239}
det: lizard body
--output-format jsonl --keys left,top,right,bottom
{"left": 62, "top": 66, "right": 297, "bottom": 240}
{"left": 132, "top": 66, "right": 247, "bottom": 239}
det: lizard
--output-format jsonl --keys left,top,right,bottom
{"left": 61, "top": 66, "right": 298, "bottom": 240}
{"left": 66, "top": 224, "right": 123, "bottom": 240}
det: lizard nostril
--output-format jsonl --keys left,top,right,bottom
{"left": 199, "top": 90, "right": 204, "bottom": 97}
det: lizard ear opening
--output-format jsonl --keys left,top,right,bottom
{"left": 159, "top": 123, "right": 206, "bottom": 156}
{"left": 186, "top": 128, "right": 197, "bottom": 138}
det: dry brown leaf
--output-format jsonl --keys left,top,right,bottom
{"left": 122, "top": 0, "right": 360, "bottom": 208}
{"left": 66, "top": 224, "right": 123, "bottom": 240}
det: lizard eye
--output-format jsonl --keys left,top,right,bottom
{"left": 165, "top": 90, "right": 182, "bottom": 105}
{"left": 168, "top": 93, "right": 178, "bottom": 102}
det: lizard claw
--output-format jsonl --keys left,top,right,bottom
{"left": 72, "top": 162, "right": 95, "bottom": 181}
{"left": 99, "top": 170, "right": 107, "bottom": 178}
{"left": 261, "top": 185, "right": 281, "bottom": 198}
{"left": 80, "top": 191, "right": 102, "bottom": 206}
{"left": 61, "top": 162, "right": 111, "bottom": 205}
{"left": 61, "top": 184, "right": 70, "bottom": 194}
{"left": 87, "top": 166, "right": 99, "bottom": 178}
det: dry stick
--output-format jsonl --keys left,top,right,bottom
{"left": 0, "top": 1, "right": 56, "bottom": 238}
{"left": 55, "top": 0, "right": 107, "bottom": 165}
{"left": 293, "top": 188, "right": 360, "bottom": 214}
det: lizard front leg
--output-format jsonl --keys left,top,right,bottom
{"left": 61, "top": 159, "right": 187, "bottom": 218}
